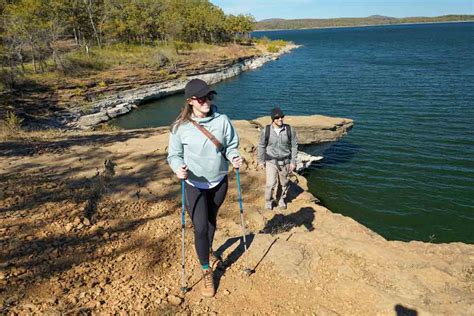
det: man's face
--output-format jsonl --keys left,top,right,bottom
{"left": 273, "top": 116, "right": 284, "bottom": 127}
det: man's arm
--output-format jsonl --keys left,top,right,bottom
{"left": 257, "top": 128, "right": 266, "bottom": 165}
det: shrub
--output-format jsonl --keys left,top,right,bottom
{"left": 0, "top": 67, "right": 23, "bottom": 89}
{"left": 4, "top": 111, "right": 24, "bottom": 131}
{"left": 152, "top": 51, "right": 170, "bottom": 68}
{"left": 255, "top": 36, "right": 271, "bottom": 45}
{"left": 267, "top": 44, "right": 280, "bottom": 53}
{"left": 272, "top": 39, "right": 288, "bottom": 47}
{"left": 173, "top": 41, "right": 192, "bottom": 54}
{"left": 158, "top": 69, "right": 168, "bottom": 77}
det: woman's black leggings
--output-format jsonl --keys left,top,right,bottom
{"left": 184, "top": 177, "right": 228, "bottom": 266}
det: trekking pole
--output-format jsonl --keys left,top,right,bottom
{"left": 235, "top": 168, "right": 253, "bottom": 276}
{"left": 180, "top": 179, "right": 188, "bottom": 293}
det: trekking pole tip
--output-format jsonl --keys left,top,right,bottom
{"left": 243, "top": 268, "right": 254, "bottom": 276}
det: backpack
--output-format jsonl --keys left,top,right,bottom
{"left": 264, "top": 124, "right": 292, "bottom": 148}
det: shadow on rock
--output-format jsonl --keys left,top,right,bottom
{"left": 0, "top": 128, "right": 166, "bottom": 158}
{"left": 213, "top": 234, "right": 255, "bottom": 290}
{"left": 259, "top": 207, "right": 315, "bottom": 235}
{"left": 395, "top": 304, "right": 418, "bottom": 316}
{"left": 285, "top": 180, "right": 305, "bottom": 204}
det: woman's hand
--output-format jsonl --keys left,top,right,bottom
{"left": 176, "top": 164, "right": 188, "bottom": 179}
{"left": 231, "top": 156, "right": 243, "bottom": 169}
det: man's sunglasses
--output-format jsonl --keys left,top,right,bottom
{"left": 192, "top": 94, "right": 214, "bottom": 104}
{"left": 274, "top": 116, "right": 284, "bottom": 120}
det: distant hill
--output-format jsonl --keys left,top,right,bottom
{"left": 256, "top": 15, "right": 474, "bottom": 30}
{"left": 259, "top": 18, "right": 287, "bottom": 23}
{"left": 367, "top": 15, "right": 394, "bottom": 20}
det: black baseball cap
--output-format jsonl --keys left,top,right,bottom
{"left": 184, "top": 79, "right": 217, "bottom": 99}
{"left": 271, "top": 107, "right": 285, "bottom": 120}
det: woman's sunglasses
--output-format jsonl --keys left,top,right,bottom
{"left": 192, "top": 93, "right": 214, "bottom": 104}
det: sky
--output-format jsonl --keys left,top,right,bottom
{"left": 210, "top": 0, "right": 474, "bottom": 21}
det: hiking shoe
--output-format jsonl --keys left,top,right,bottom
{"left": 278, "top": 200, "right": 287, "bottom": 209}
{"left": 265, "top": 201, "right": 273, "bottom": 210}
{"left": 210, "top": 251, "right": 224, "bottom": 270}
{"left": 201, "top": 269, "right": 215, "bottom": 298}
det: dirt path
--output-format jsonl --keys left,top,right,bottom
{"left": 1, "top": 127, "right": 473, "bottom": 314}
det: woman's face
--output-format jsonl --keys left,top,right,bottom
{"left": 188, "top": 94, "right": 213, "bottom": 117}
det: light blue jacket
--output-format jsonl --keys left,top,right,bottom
{"left": 167, "top": 108, "right": 240, "bottom": 183}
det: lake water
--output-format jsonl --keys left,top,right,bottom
{"left": 113, "top": 22, "right": 474, "bottom": 243}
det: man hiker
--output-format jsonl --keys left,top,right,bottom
{"left": 257, "top": 107, "right": 298, "bottom": 210}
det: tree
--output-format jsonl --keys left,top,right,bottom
{"left": 4, "top": 0, "right": 53, "bottom": 72}
{"left": 0, "top": 0, "right": 259, "bottom": 88}
{"left": 83, "top": 0, "right": 103, "bottom": 48}
{"left": 226, "top": 14, "right": 255, "bottom": 43}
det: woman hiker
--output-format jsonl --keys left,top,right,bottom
{"left": 167, "top": 79, "right": 242, "bottom": 298}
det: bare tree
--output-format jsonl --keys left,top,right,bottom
{"left": 83, "top": 0, "right": 101, "bottom": 49}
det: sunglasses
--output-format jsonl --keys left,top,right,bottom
{"left": 192, "top": 93, "right": 214, "bottom": 104}
{"left": 274, "top": 116, "right": 285, "bottom": 120}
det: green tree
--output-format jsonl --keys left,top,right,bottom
{"left": 4, "top": 0, "right": 53, "bottom": 72}
{"left": 226, "top": 14, "right": 255, "bottom": 43}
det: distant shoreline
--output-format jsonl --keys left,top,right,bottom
{"left": 254, "top": 20, "right": 474, "bottom": 32}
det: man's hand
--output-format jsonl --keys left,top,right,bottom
{"left": 258, "top": 162, "right": 265, "bottom": 170}
{"left": 232, "top": 156, "right": 243, "bottom": 169}
{"left": 289, "top": 163, "right": 296, "bottom": 172}
{"left": 176, "top": 164, "right": 188, "bottom": 179}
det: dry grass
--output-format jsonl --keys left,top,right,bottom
{"left": 17, "top": 42, "right": 264, "bottom": 87}
{"left": 0, "top": 125, "right": 94, "bottom": 143}
{"left": 94, "top": 123, "right": 122, "bottom": 132}
{"left": 253, "top": 37, "right": 290, "bottom": 54}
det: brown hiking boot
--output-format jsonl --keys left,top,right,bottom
{"left": 210, "top": 251, "right": 224, "bottom": 270}
{"left": 201, "top": 269, "right": 215, "bottom": 298}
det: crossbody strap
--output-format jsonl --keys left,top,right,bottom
{"left": 190, "top": 120, "right": 224, "bottom": 152}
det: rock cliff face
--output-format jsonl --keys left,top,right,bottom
{"left": 66, "top": 45, "right": 300, "bottom": 129}
{"left": 252, "top": 115, "right": 354, "bottom": 145}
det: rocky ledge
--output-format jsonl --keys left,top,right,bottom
{"left": 1, "top": 114, "right": 472, "bottom": 315}
{"left": 62, "top": 44, "right": 301, "bottom": 130}
{"left": 235, "top": 115, "right": 354, "bottom": 171}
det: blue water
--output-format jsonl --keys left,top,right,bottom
{"left": 113, "top": 23, "right": 474, "bottom": 243}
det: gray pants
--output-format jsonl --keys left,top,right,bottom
{"left": 265, "top": 161, "right": 290, "bottom": 204}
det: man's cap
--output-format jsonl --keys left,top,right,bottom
{"left": 184, "top": 79, "right": 217, "bottom": 99}
{"left": 271, "top": 107, "right": 285, "bottom": 120}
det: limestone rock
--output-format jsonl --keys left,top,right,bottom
{"left": 252, "top": 115, "right": 354, "bottom": 145}
{"left": 65, "top": 223, "right": 74, "bottom": 232}
{"left": 234, "top": 116, "right": 353, "bottom": 170}
{"left": 167, "top": 295, "right": 183, "bottom": 306}
{"left": 67, "top": 44, "right": 301, "bottom": 129}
